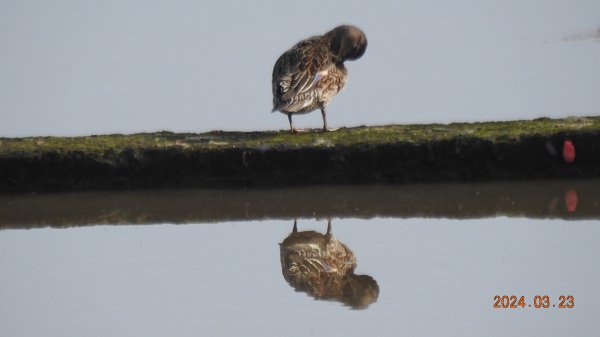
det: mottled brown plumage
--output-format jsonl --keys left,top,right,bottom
{"left": 272, "top": 25, "right": 367, "bottom": 133}
{"left": 279, "top": 220, "right": 379, "bottom": 309}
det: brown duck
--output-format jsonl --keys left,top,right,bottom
{"left": 272, "top": 25, "right": 367, "bottom": 133}
{"left": 279, "top": 220, "right": 379, "bottom": 309}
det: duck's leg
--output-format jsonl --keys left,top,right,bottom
{"left": 321, "top": 107, "right": 340, "bottom": 132}
{"left": 288, "top": 113, "right": 298, "bottom": 134}
{"left": 320, "top": 107, "right": 328, "bottom": 132}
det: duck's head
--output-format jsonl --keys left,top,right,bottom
{"left": 327, "top": 25, "right": 367, "bottom": 62}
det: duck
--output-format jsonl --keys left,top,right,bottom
{"left": 272, "top": 25, "right": 367, "bottom": 133}
{"left": 279, "top": 220, "right": 379, "bottom": 309}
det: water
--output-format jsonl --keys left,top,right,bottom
{"left": 1, "top": 180, "right": 599, "bottom": 337}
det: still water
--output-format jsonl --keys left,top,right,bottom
{"left": 1, "top": 180, "right": 599, "bottom": 337}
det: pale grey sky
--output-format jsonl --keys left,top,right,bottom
{"left": 1, "top": 0, "right": 599, "bottom": 137}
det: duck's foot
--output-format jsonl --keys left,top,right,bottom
{"left": 291, "top": 127, "right": 306, "bottom": 134}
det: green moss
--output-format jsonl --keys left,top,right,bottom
{"left": 1, "top": 116, "right": 599, "bottom": 155}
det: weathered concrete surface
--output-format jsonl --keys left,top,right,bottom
{"left": 1, "top": 117, "right": 599, "bottom": 192}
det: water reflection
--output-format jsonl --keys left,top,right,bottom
{"left": 280, "top": 220, "right": 379, "bottom": 309}
{"left": 2, "top": 217, "right": 599, "bottom": 336}
{"left": 1, "top": 179, "right": 599, "bottom": 229}
{"left": 565, "top": 189, "right": 578, "bottom": 213}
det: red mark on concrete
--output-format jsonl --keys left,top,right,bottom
{"left": 563, "top": 140, "right": 576, "bottom": 163}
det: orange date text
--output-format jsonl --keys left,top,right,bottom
{"left": 493, "top": 295, "right": 574, "bottom": 309}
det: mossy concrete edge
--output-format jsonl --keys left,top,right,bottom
{"left": 1, "top": 117, "right": 599, "bottom": 192}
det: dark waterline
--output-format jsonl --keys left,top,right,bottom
{"left": 1, "top": 179, "right": 599, "bottom": 229}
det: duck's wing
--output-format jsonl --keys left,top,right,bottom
{"left": 272, "top": 37, "right": 332, "bottom": 109}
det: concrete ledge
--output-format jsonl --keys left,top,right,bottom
{"left": 1, "top": 117, "right": 599, "bottom": 192}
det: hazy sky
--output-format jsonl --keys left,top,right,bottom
{"left": 1, "top": 0, "right": 599, "bottom": 137}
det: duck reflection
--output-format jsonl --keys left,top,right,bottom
{"left": 279, "top": 220, "right": 379, "bottom": 309}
